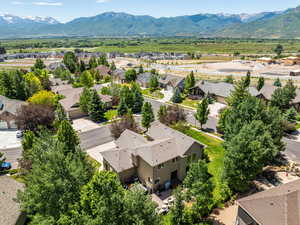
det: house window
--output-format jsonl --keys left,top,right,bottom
{"left": 158, "top": 163, "right": 165, "bottom": 169}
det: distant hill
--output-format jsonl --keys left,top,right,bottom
{"left": 1, "top": 7, "right": 300, "bottom": 39}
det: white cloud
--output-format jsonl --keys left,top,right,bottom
{"left": 11, "top": 1, "right": 25, "bottom": 5}
{"left": 33, "top": 2, "right": 63, "bottom": 6}
{"left": 96, "top": 0, "right": 111, "bottom": 3}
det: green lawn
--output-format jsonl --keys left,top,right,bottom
{"left": 176, "top": 127, "right": 226, "bottom": 206}
{"left": 104, "top": 109, "right": 118, "bottom": 121}
{"left": 296, "top": 123, "right": 300, "bottom": 130}
{"left": 142, "top": 88, "right": 164, "bottom": 99}
{"left": 180, "top": 98, "right": 200, "bottom": 109}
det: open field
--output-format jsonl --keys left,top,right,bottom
{"left": 3, "top": 38, "right": 300, "bottom": 54}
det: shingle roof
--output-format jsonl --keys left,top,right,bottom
{"left": 0, "top": 176, "right": 24, "bottom": 225}
{"left": 259, "top": 84, "right": 300, "bottom": 103}
{"left": 194, "top": 81, "right": 259, "bottom": 98}
{"left": 137, "top": 72, "right": 152, "bottom": 84}
{"left": 95, "top": 65, "right": 111, "bottom": 76}
{"left": 0, "top": 95, "right": 26, "bottom": 116}
{"left": 159, "top": 74, "right": 185, "bottom": 88}
{"left": 238, "top": 179, "right": 300, "bottom": 225}
{"left": 101, "top": 121, "right": 205, "bottom": 172}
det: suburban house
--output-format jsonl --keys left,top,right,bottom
{"left": 112, "top": 69, "right": 126, "bottom": 83}
{"left": 258, "top": 84, "right": 300, "bottom": 112}
{"left": 136, "top": 72, "right": 153, "bottom": 88}
{"left": 289, "top": 70, "right": 300, "bottom": 76}
{"left": 97, "top": 121, "right": 205, "bottom": 193}
{"left": 256, "top": 57, "right": 275, "bottom": 64}
{"left": 0, "top": 176, "right": 26, "bottom": 225}
{"left": 281, "top": 56, "right": 300, "bottom": 66}
{"left": 190, "top": 81, "right": 259, "bottom": 104}
{"left": 236, "top": 179, "right": 300, "bottom": 225}
{"left": 95, "top": 65, "right": 111, "bottom": 77}
{"left": 47, "top": 62, "right": 67, "bottom": 71}
{"left": 159, "top": 74, "right": 185, "bottom": 91}
{"left": 52, "top": 84, "right": 112, "bottom": 119}
{"left": 0, "top": 96, "right": 26, "bottom": 129}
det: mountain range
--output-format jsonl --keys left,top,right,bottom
{"left": 0, "top": 6, "right": 300, "bottom": 39}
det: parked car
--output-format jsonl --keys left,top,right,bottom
{"left": 16, "top": 130, "right": 24, "bottom": 138}
{"left": 0, "top": 162, "right": 12, "bottom": 171}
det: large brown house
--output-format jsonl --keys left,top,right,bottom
{"left": 236, "top": 179, "right": 300, "bottom": 225}
{"left": 100, "top": 121, "right": 205, "bottom": 193}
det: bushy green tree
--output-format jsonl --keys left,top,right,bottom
{"left": 149, "top": 75, "right": 159, "bottom": 91}
{"left": 57, "top": 120, "right": 80, "bottom": 154}
{"left": 224, "top": 75, "right": 234, "bottom": 84}
{"left": 79, "top": 88, "right": 91, "bottom": 114}
{"left": 195, "top": 97, "right": 210, "bottom": 129}
{"left": 80, "top": 71, "right": 94, "bottom": 88}
{"left": 33, "top": 58, "right": 46, "bottom": 70}
{"left": 274, "top": 44, "right": 283, "bottom": 57}
{"left": 226, "top": 78, "right": 250, "bottom": 107}
{"left": 79, "top": 60, "right": 86, "bottom": 72}
{"left": 88, "top": 89, "right": 105, "bottom": 122}
{"left": 223, "top": 120, "right": 277, "bottom": 192}
{"left": 244, "top": 71, "right": 251, "bottom": 87}
{"left": 141, "top": 102, "right": 154, "bottom": 131}
{"left": 125, "top": 69, "right": 137, "bottom": 82}
{"left": 274, "top": 78, "right": 282, "bottom": 87}
{"left": 184, "top": 71, "right": 196, "bottom": 92}
{"left": 110, "top": 61, "right": 116, "bottom": 71}
{"left": 120, "top": 86, "right": 134, "bottom": 108}
{"left": 18, "top": 136, "right": 93, "bottom": 224}
{"left": 157, "top": 105, "right": 167, "bottom": 124}
{"left": 14, "top": 70, "right": 27, "bottom": 100}
{"left": 284, "top": 107, "right": 298, "bottom": 123}
{"left": 169, "top": 188, "right": 190, "bottom": 225}
{"left": 271, "top": 80, "right": 297, "bottom": 111}
{"left": 88, "top": 56, "right": 98, "bottom": 69}
{"left": 63, "top": 52, "right": 78, "bottom": 73}
{"left": 138, "top": 65, "right": 144, "bottom": 74}
{"left": 132, "top": 88, "right": 144, "bottom": 113}
{"left": 171, "top": 88, "right": 183, "bottom": 103}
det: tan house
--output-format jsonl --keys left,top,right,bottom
{"left": 236, "top": 179, "right": 300, "bottom": 225}
{"left": 0, "top": 96, "right": 26, "bottom": 129}
{"left": 101, "top": 121, "right": 205, "bottom": 193}
{"left": 256, "top": 57, "right": 275, "bottom": 64}
{"left": 281, "top": 56, "right": 300, "bottom": 66}
{"left": 52, "top": 83, "right": 113, "bottom": 119}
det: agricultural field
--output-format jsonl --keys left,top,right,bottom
{"left": 2, "top": 37, "right": 300, "bottom": 54}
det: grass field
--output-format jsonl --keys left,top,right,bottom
{"left": 142, "top": 88, "right": 164, "bottom": 99}
{"left": 3, "top": 38, "right": 300, "bottom": 54}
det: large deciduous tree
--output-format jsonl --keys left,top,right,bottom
{"left": 195, "top": 97, "right": 210, "bottom": 129}
{"left": 141, "top": 102, "right": 154, "bottom": 131}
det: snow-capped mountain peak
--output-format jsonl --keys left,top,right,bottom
{"left": 0, "top": 13, "right": 60, "bottom": 24}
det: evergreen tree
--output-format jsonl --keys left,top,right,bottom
{"left": 141, "top": 102, "right": 154, "bottom": 131}
{"left": 169, "top": 188, "right": 188, "bottom": 225}
{"left": 149, "top": 75, "right": 159, "bottom": 91}
{"left": 120, "top": 86, "right": 134, "bottom": 108}
{"left": 195, "top": 97, "right": 210, "bottom": 129}
{"left": 171, "top": 88, "right": 183, "bottom": 103}
{"left": 79, "top": 88, "right": 91, "bottom": 114}
{"left": 0, "top": 71, "right": 15, "bottom": 98}
{"left": 88, "top": 56, "right": 98, "bottom": 69}
{"left": 274, "top": 78, "right": 282, "bottom": 87}
{"left": 57, "top": 120, "right": 80, "bottom": 154}
{"left": 98, "top": 55, "right": 109, "bottom": 66}
{"left": 226, "top": 79, "right": 250, "bottom": 107}
{"left": 271, "top": 80, "right": 297, "bottom": 111}
{"left": 33, "top": 58, "right": 46, "bottom": 70}
{"left": 157, "top": 105, "right": 168, "bottom": 124}
{"left": 125, "top": 69, "right": 137, "bottom": 82}
{"left": 63, "top": 52, "right": 78, "bottom": 73}
{"left": 244, "top": 71, "right": 251, "bottom": 87}
{"left": 110, "top": 61, "right": 116, "bottom": 71}
{"left": 80, "top": 71, "right": 94, "bottom": 88}
{"left": 257, "top": 77, "right": 265, "bottom": 91}
{"left": 184, "top": 71, "right": 196, "bottom": 92}
{"left": 117, "top": 97, "right": 128, "bottom": 116}
{"left": 274, "top": 44, "right": 284, "bottom": 57}
{"left": 284, "top": 107, "right": 298, "bottom": 123}
{"left": 14, "top": 70, "right": 27, "bottom": 100}
{"left": 79, "top": 60, "right": 86, "bottom": 72}
{"left": 138, "top": 65, "right": 144, "bottom": 74}
{"left": 132, "top": 89, "right": 144, "bottom": 113}
{"left": 88, "top": 89, "right": 105, "bottom": 122}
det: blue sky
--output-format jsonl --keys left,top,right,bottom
{"left": 1, "top": 0, "right": 300, "bottom": 22}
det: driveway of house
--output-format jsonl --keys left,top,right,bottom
{"left": 160, "top": 89, "right": 173, "bottom": 103}
{"left": 0, "top": 131, "right": 21, "bottom": 149}
{"left": 87, "top": 141, "right": 116, "bottom": 170}
{"left": 209, "top": 102, "right": 226, "bottom": 118}
{"left": 72, "top": 117, "right": 100, "bottom": 132}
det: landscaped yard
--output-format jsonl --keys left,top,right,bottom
{"left": 104, "top": 109, "right": 118, "bottom": 121}
{"left": 180, "top": 98, "right": 200, "bottom": 109}
{"left": 175, "top": 127, "right": 226, "bottom": 206}
{"left": 142, "top": 88, "right": 164, "bottom": 99}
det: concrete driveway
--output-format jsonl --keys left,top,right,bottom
{"left": 209, "top": 102, "right": 226, "bottom": 118}
{"left": 160, "top": 89, "right": 173, "bottom": 103}
{"left": 87, "top": 141, "right": 116, "bottom": 170}
{"left": 0, "top": 131, "right": 21, "bottom": 149}
{"left": 72, "top": 117, "right": 100, "bottom": 132}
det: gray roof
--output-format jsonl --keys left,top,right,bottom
{"left": 238, "top": 179, "right": 300, "bottom": 225}
{"left": 47, "top": 62, "right": 67, "bottom": 71}
{"left": 112, "top": 69, "right": 126, "bottom": 80}
{"left": 0, "top": 176, "right": 24, "bottom": 225}
{"left": 159, "top": 74, "right": 185, "bottom": 88}
{"left": 0, "top": 95, "right": 26, "bottom": 116}
{"left": 137, "top": 72, "right": 153, "bottom": 84}
{"left": 101, "top": 122, "right": 205, "bottom": 172}
{"left": 259, "top": 85, "right": 300, "bottom": 103}
{"left": 194, "top": 81, "right": 259, "bottom": 98}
